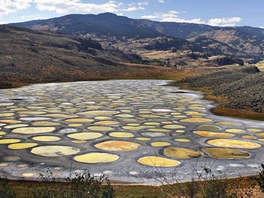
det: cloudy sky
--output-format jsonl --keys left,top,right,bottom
{"left": 1, "top": 0, "right": 264, "bottom": 27}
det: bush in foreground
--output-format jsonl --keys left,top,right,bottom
{"left": 0, "top": 171, "right": 114, "bottom": 198}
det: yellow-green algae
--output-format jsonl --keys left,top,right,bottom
{"left": 95, "top": 116, "right": 112, "bottom": 120}
{"left": 32, "top": 122, "right": 60, "bottom": 126}
{"left": 207, "top": 139, "right": 261, "bottom": 149}
{"left": 180, "top": 118, "right": 212, "bottom": 123}
{"left": 225, "top": 129, "right": 246, "bottom": 134}
{"left": 0, "top": 113, "right": 14, "bottom": 117}
{"left": 0, "top": 163, "right": 8, "bottom": 167}
{"left": 194, "top": 131, "right": 234, "bottom": 138}
{"left": 0, "top": 139, "right": 21, "bottom": 144}
{"left": 116, "top": 114, "right": 134, "bottom": 118}
{"left": 22, "top": 173, "right": 35, "bottom": 177}
{"left": 18, "top": 111, "right": 46, "bottom": 115}
{"left": 12, "top": 127, "right": 56, "bottom": 134}
{"left": 136, "top": 137, "right": 151, "bottom": 141}
{"left": 45, "top": 114, "right": 75, "bottom": 118}
{"left": 203, "top": 148, "right": 250, "bottom": 159}
{"left": 94, "top": 121, "right": 120, "bottom": 125}
{"left": 87, "top": 126, "right": 114, "bottom": 131}
{"left": 147, "top": 128, "right": 171, "bottom": 133}
{"left": 127, "top": 123, "right": 140, "bottom": 126}
{"left": 174, "top": 139, "right": 191, "bottom": 143}
{"left": 122, "top": 126, "right": 148, "bottom": 131}
{"left": 109, "top": 132, "right": 134, "bottom": 138}
{"left": 95, "top": 141, "right": 141, "bottom": 151}
{"left": 65, "top": 118, "right": 94, "bottom": 123}
{"left": 144, "top": 122, "right": 160, "bottom": 126}
{"left": 137, "top": 156, "right": 181, "bottom": 167}
{"left": 164, "top": 147, "right": 202, "bottom": 159}
{"left": 198, "top": 125, "right": 220, "bottom": 131}
{"left": 4, "top": 156, "right": 21, "bottom": 161}
{"left": 17, "top": 164, "right": 28, "bottom": 168}
{"left": 151, "top": 142, "right": 171, "bottom": 147}
{"left": 243, "top": 136, "right": 256, "bottom": 140}
{"left": 31, "top": 146, "right": 80, "bottom": 157}
{"left": 216, "top": 122, "right": 240, "bottom": 126}
{"left": 247, "top": 128, "right": 263, "bottom": 133}
{"left": 71, "top": 140, "right": 86, "bottom": 144}
{"left": 74, "top": 153, "right": 119, "bottom": 164}
{"left": 0, "top": 120, "right": 21, "bottom": 123}
{"left": 4, "top": 124, "right": 29, "bottom": 129}
{"left": 186, "top": 111, "right": 204, "bottom": 116}
{"left": 163, "top": 125, "right": 186, "bottom": 129}
{"left": 8, "top": 143, "right": 38, "bottom": 150}
{"left": 80, "top": 111, "right": 119, "bottom": 115}
{"left": 68, "top": 124, "right": 83, "bottom": 127}
{"left": 175, "top": 130, "right": 185, "bottom": 133}
{"left": 67, "top": 132, "right": 103, "bottom": 140}
{"left": 32, "top": 136, "right": 61, "bottom": 142}
{"left": 256, "top": 133, "right": 264, "bottom": 138}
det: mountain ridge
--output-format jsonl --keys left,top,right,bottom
{"left": 10, "top": 13, "right": 264, "bottom": 64}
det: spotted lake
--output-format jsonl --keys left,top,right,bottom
{"left": 0, "top": 80, "right": 264, "bottom": 184}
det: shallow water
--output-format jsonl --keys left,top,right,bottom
{"left": 0, "top": 80, "right": 264, "bottom": 184}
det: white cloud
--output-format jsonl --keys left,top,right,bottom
{"left": 121, "top": 2, "right": 148, "bottom": 12}
{"left": 0, "top": 0, "right": 149, "bottom": 23}
{"left": 159, "top": 0, "right": 166, "bottom": 3}
{"left": 137, "top": 2, "right": 149, "bottom": 6}
{"left": 141, "top": 10, "right": 204, "bottom": 24}
{"left": 20, "top": 14, "right": 49, "bottom": 21}
{"left": 208, "top": 17, "right": 242, "bottom": 27}
{"left": 0, "top": 0, "right": 32, "bottom": 17}
{"left": 142, "top": 10, "right": 242, "bottom": 26}
{"left": 34, "top": 0, "right": 122, "bottom": 15}
{"left": 122, "top": 6, "right": 144, "bottom": 12}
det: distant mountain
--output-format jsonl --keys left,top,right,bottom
{"left": 12, "top": 13, "right": 162, "bottom": 39}
{"left": 140, "top": 21, "right": 264, "bottom": 39}
{"left": 11, "top": 13, "right": 264, "bottom": 63}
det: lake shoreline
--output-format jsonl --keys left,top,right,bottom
{"left": 170, "top": 81, "right": 264, "bottom": 122}
{"left": 169, "top": 66, "right": 264, "bottom": 122}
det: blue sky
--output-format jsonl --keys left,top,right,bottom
{"left": 0, "top": 0, "right": 264, "bottom": 27}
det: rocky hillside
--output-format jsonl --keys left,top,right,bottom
{"left": 142, "top": 21, "right": 264, "bottom": 58}
{"left": 0, "top": 25, "right": 182, "bottom": 88}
